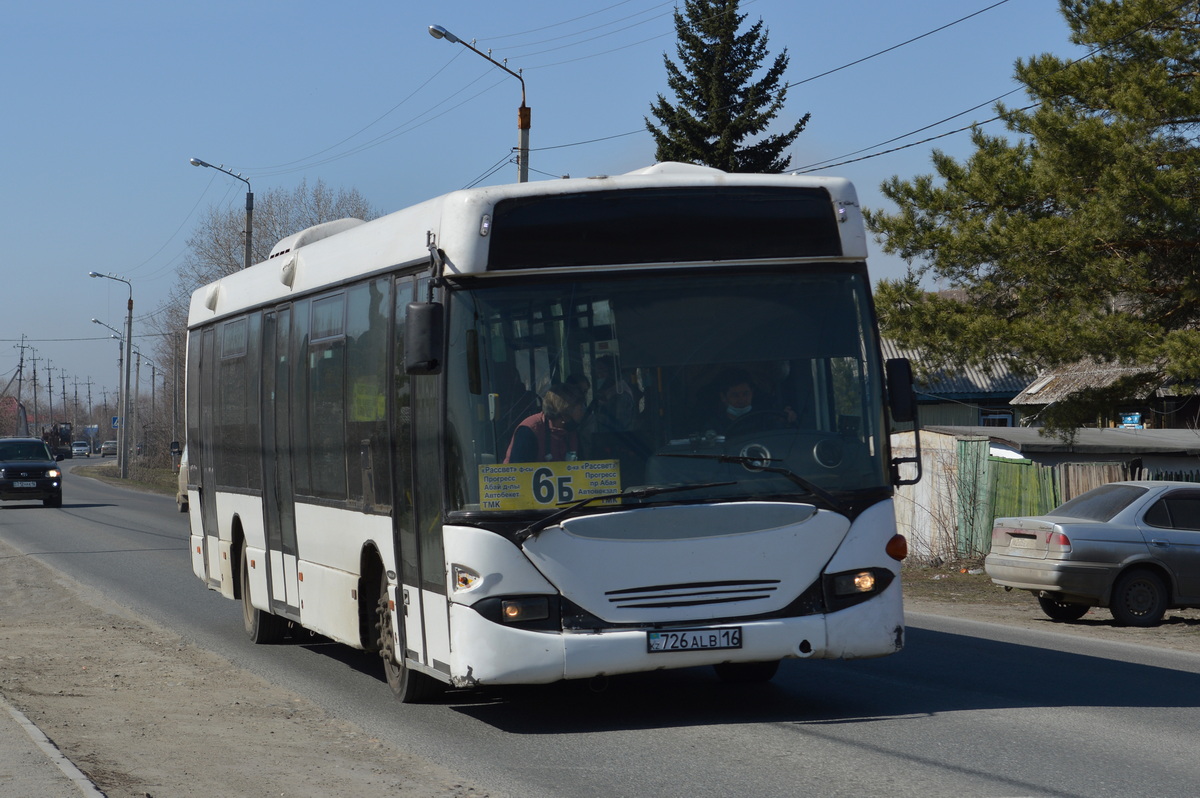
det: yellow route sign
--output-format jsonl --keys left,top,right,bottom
{"left": 478, "top": 460, "right": 621, "bottom": 511}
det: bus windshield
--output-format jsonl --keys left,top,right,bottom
{"left": 444, "top": 268, "right": 889, "bottom": 516}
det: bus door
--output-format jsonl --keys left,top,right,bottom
{"left": 261, "top": 308, "right": 300, "bottom": 616}
{"left": 197, "top": 327, "right": 220, "bottom": 585}
{"left": 391, "top": 277, "right": 449, "bottom": 675}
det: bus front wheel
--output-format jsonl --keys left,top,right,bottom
{"left": 376, "top": 575, "right": 441, "bottom": 703}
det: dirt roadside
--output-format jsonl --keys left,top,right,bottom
{"left": 0, "top": 538, "right": 488, "bottom": 798}
{"left": 902, "top": 563, "right": 1200, "bottom": 655}
{"left": 2, "top": 544, "right": 1198, "bottom": 798}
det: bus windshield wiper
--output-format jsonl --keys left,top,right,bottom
{"left": 659, "top": 453, "right": 846, "bottom": 515}
{"left": 514, "top": 481, "right": 736, "bottom": 544}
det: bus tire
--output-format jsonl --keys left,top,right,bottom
{"left": 713, "top": 659, "right": 780, "bottom": 684}
{"left": 376, "top": 574, "right": 441, "bottom": 703}
{"left": 241, "top": 542, "right": 287, "bottom": 644}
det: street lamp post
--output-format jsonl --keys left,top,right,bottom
{"left": 89, "top": 272, "right": 133, "bottom": 479}
{"left": 429, "top": 24, "right": 530, "bottom": 183}
{"left": 189, "top": 157, "right": 254, "bottom": 269}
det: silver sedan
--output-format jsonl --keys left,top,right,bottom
{"left": 985, "top": 480, "right": 1200, "bottom": 626}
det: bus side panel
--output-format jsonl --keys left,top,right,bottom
{"left": 286, "top": 506, "right": 393, "bottom": 646}
{"left": 214, "top": 491, "right": 267, "bottom": 599}
{"left": 268, "top": 550, "right": 291, "bottom": 606}
{"left": 295, "top": 561, "right": 363, "bottom": 648}
{"left": 421, "top": 590, "right": 452, "bottom": 676}
{"left": 293, "top": 504, "right": 394, "bottom": 577}
{"left": 188, "top": 496, "right": 210, "bottom": 584}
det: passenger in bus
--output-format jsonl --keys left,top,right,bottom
{"left": 588, "top": 355, "right": 637, "bottom": 432}
{"left": 504, "top": 382, "right": 586, "bottom": 463}
{"left": 706, "top": 368, "right": 796, "bottom": 435}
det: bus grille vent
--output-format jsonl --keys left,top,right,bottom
{"left": 605, "top": 579, "right": 781, "bottom": 609}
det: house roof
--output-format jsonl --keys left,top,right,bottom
{"left": 1009, "top": 360, "right": 1159, "bottom": 406}
{"left": 880, "top": 339, "right": 1031, "bottom": 400}
{"left": 922, "top": 424, "right": 1200, "bottom": 456}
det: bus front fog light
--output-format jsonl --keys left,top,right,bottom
{"left": 501, "top": 597, "right": 549, "bottom": 623}
{"left": 832, "top": 570, "right": 876, "bottom": 596}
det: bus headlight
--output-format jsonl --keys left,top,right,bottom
{"left": 824, "top": 567, "right": 895, "bottom": 611}
{"left": 832, "top": 571, "right": 876, "bottom": 595}
{"left": 501, "top": 597, "right": 550, "bottom": 623}
{"left": 470, "top": 595, "right": 560, "bottom": 631}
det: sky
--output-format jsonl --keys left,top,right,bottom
{"left": 0, "top": 0, "right": 1078, "bottom": 410}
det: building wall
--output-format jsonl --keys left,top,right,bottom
{"left": 918, "top": 402, "right": 1025, "bottom": 428}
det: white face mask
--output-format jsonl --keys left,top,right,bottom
{"left": 727, "top": 404, "right": 753, "bottom": 417}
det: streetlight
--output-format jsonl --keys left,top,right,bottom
{"left": 92, "top": 319, "right": 124, "bottom": 442}
{"left": 429, "top": 24, "right": 530, "bottom": 183}
{"left": 89, "top": 271, "right": 133, "bottom": 479}
{"left": 189, "top": 157, "right": 254, "bottom": 269}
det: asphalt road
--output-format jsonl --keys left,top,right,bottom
{"left": 4, "top": 464, "right": 1200, "bottom": 798}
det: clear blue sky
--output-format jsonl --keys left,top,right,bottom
{"left": 1, "top": 0, "right": 1074, "bottom": 405}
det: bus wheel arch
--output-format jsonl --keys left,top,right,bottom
{"left": 359, "top": 546, "right": 385, "bottom": 651}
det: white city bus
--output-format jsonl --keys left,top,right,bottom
{"left": 185, "top": 162, "right": 919, "bottom": 701}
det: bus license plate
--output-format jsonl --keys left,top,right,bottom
{"left": 647, "top": 627, "right": 742, "bottom": 653}
{"left": 13, "top": 481, "right": 36, "bottom": 488}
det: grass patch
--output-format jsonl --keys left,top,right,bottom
{"left": 75, "top": 462, "right": 177, "bottom": 496}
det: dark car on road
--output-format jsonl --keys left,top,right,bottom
{"left": 0, "top": 437, "right": 63, "bottom": 507}
{"left": 985, "top": 480, "right": 1200, "bottom": 626}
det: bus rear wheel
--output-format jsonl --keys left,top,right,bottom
{"left": 241, "top": 542, "right": 287, "bottom": 643}
{"left": 376, "top": 574, "right": 441, "bottom": 703}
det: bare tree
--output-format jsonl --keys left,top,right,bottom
{"left": 149, "top": 178, "right": 379, "bottom": 439}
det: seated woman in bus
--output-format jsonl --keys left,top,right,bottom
{"left": 504, "top": 382, "right": 586, "bottom": 463}
{"left": 706, "top": 368, "right": 796, "bottom": 435}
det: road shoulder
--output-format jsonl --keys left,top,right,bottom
{"left": 0, "top": 537, "right": 487, "bottom": 798}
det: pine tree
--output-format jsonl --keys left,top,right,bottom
{"left": 867, "top": 0, "right": 1200, "bottom": 430}
{"left": 645, "top": 0, "right": 808, "bottom": 173}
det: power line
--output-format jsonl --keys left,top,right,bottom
{"left": 792, "top": 0, "right": 1193, "bottom": 174}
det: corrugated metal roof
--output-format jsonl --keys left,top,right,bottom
{"left": 880, "top": 339, "right": 1031, "bottom": 399}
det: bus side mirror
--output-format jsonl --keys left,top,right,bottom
{"left": 885, "top": 358, "right": 917, "bottom": 424}
{"left": 405, "top": 301, "right": 444, "bottom": 375}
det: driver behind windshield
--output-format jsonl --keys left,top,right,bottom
{"left": 706, "top": 368, "right": 796, "bottom": 435}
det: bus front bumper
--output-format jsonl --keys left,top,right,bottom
{"left": 447, "top": 583, "right": 903, "bottom": 686}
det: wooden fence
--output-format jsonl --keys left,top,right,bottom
{"left": 896, "top": 435, "right": 1149, "bottom": 561}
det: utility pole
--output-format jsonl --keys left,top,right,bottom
{"left": 14, "top": 336, "right": 28, "bottom": 434}
{"left": 29, "top": 352, "right": 40, "bottom": 433}
{"left": 45, "top": 361, "right": 54, "bottom": 427}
